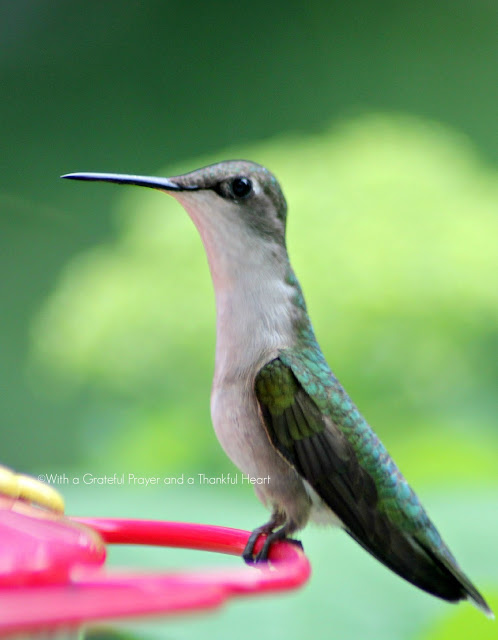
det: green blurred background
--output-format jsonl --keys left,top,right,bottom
{"left": 1, "top": 2, "right": 497, "bottom": 639}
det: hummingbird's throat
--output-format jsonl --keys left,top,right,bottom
{"left": 174, "top": 189, "right": 301, "bottom": 377}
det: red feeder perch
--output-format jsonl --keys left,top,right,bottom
{"left": 0, "top": 474, "right": 310, "bottom": 638}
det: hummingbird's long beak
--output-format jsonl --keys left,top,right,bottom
{"left": 61, "top": 172, "right": 199, "bottom": 192}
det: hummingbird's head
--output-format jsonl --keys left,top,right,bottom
{"left": 171, "top": 160, "right": 287, "bottom": 238}
{"left": 62, "top": 160, "right": 288, "bottom": 245}
{"left": 62, "top": 161, "right": 290, "bottom": 290}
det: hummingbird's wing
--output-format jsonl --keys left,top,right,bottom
{"left": 255, "top": 355, "right": 491, "bottom": 614}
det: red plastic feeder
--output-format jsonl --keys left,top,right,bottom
{"left": 0, "top": 495, "right": 310, "bottom": 637}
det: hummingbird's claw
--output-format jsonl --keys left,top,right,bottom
{"left": 253, "top": 535, "right": 304, "bottom": 562}
{"left": 242, "top": 529, "right": 262, "bottom": 564}
{"left": 243, "top": 530, "right": 304, "bottom": 564}
{"left": 243, "top": 514, "right": 286, "bottom": 563}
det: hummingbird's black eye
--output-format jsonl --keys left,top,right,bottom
{"left": 229, "top": 176, "right": 252, "bottom": 199}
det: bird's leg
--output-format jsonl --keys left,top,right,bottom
{"left": 242, "top": 509, "right": 286, "bottom": 563}
{"left": 254, "top": 519, "right": 302, "bottom": 563}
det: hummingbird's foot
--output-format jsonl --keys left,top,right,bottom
{"left": 253, "top": 527, "right": 304, "bottom": 562}
{"left": 245, "top": 521, "right": 303, "bottom": 563}
{"left": 242, "top": 511, "right": 286, "bottom": 564}
{"left": 243, "top": 527, "right": 267, "bottom": 563}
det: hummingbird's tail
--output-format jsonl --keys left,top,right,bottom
{"left": 347, "top": 525, "right": 493, "bottom": 617}
{"left": 415, "top": 537, "right": 494, "bottom": 618}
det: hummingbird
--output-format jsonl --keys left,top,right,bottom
{"left": 62, "top": 161, "right": 492, "bottom": 616}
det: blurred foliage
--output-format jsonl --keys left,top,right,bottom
{"left": 29, "top": 114, "right": 498, "bottom": 483}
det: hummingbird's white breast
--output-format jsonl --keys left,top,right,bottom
{"left": 175, "top": 190, "right": 317, "bottom": 524}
